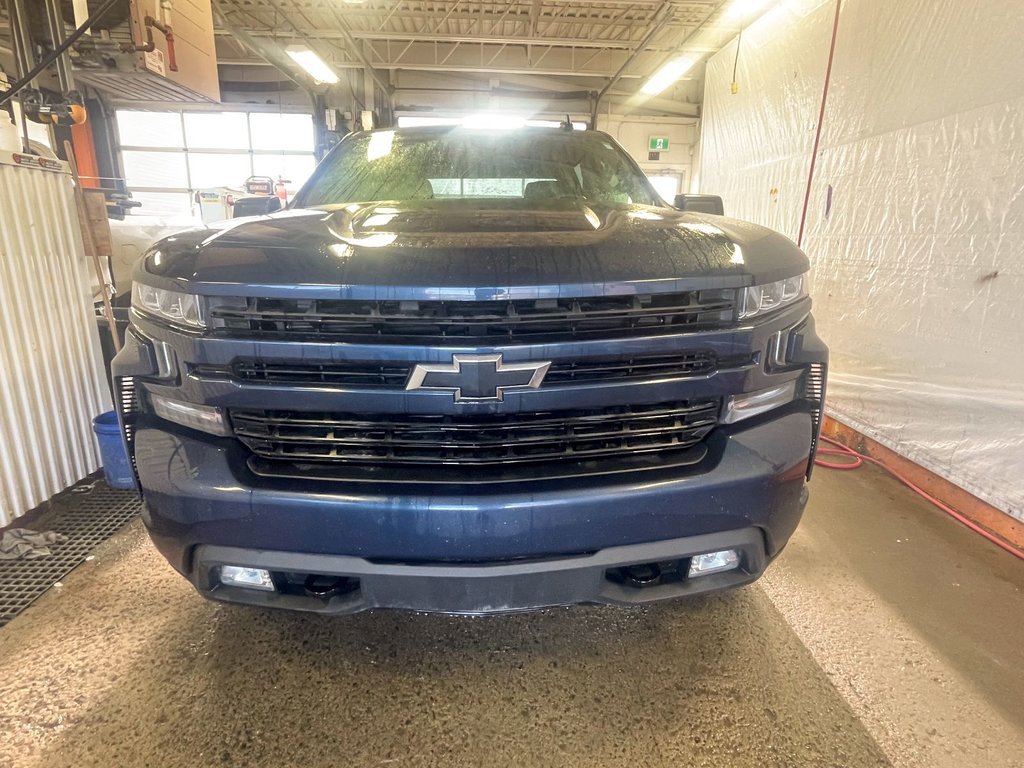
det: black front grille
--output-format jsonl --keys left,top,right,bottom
{"left": 232, "top": 361, "right": 411, "bottom": 388}
{"left": 545, "top": 352, "right": 718, "bottom": 384}
{"left": 230, "top": 399, "right": 720, "bottom": 469}
{"left": 208, "top": 291, "right": 736, "bottom": 343}
{"left": 206, "top": 351, "right": 722, "bottom": 389}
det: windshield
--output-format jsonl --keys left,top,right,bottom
{"left": 295, "top": 128, "right": 662, "bottom": 209}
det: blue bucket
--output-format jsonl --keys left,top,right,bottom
{"left": 92, "top": 411, "right": 137, "bottom": 490}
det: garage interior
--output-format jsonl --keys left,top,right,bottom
{"left": 1, "top": 0, "right": 1023, "bottom": 766}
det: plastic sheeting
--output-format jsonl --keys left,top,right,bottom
{"left": 699, "top": 0, "right": 1024, "bottom": 521}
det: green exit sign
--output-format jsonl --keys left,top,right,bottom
{"left": 649, "top": 136, "right": 670, "bottom": 151}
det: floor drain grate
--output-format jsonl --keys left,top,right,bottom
{"left": 0, "top": 480, "right": 143, "bottom": 628}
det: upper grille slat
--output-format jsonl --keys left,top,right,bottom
{"left": 195, "top": 351, "right": 728, "bottom": 389}
{"left": 209, "top": 291, "right": 736, "bottom": 343}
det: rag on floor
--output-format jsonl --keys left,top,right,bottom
{"left": 0, "top": 528, "right": 68, "bottom": 560}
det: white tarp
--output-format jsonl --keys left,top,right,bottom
{"left": 699, "top": 0, "right": 1024, "bottom": 520}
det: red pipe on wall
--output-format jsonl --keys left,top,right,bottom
{"left": 144, "top": 15, "right": 178, "bottom": 72}
{"left": 797, "top": 0, "right": 842, "bottom": 248}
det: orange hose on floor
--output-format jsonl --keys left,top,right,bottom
{"left": 815, "top": 437, "right": 1024, "bottom": 561}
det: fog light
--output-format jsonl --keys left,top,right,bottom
{"left": 219, "top": 565, "right": 275, "bottom": 591}
{"left": 688, "top": 549, "right": 741, "bottom": 577}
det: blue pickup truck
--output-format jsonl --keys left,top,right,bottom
{"left": 112, "top": 126, "right": 827, "bottom": 615}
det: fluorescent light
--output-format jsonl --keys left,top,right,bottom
{"left": 366, "top": 130, "right": 394, "bottom": 160}
{"left": 640, "top": 56, "right": 697, "bottom": 95}
{"left": 397, "top": 115, "right": 587, "bottom": 130}
{"left": 726, "top": 0, "right": 775, "bottom": 19}
{"left": 285, "top": 46, "right": 339, "bottom": 85}
{"left": 397, "top": 116, "right": 461, "bottom": 127}
{"left": 462, "top": 113, "right": 526, "bottom": 130}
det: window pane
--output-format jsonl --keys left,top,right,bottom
{"left": 12, "top": 102, "right": 53, "bottom": 148}
{"left": 429, "top": 178, "right": 462, "bottom": 196}
{"left": 464, "top": 178, "right": 525, "bottom": 197}
{"left": 647, "top": 174, "right": 680, "bottom": 202}
{"left": 251, "top": 154, "right": 317, "bottom": 192}
{"left": 298, "top": 131, "right": 660, "bottom": 207}
{"left": 187, "top": 153, "right": 252, "bottom": 189}
{"left": 129, "top": 192, "right": 194, "bottom": 218}
{"left": 183, "top": 112, "right": 250, "bottom": 150}
{"left": 122, "top": 150, "right": 188, "bottom": 187}
{"left": 249, "top": 113, "right": 314, "bottom": 151}
{"left": 116, "top": 111, "right": 183, "bottom": 147}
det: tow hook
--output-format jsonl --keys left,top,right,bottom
{"left": 303, "top": 574, "right": 350, "bottom": 598}
{"left": 621, "top": 563, "right": 662, "bottom": 588}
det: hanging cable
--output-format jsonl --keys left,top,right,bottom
{"left": 730, "top": 29, "right": 742, "bottom": 94}
{"left": 796, "top": 0, "right": 842, "bottom": 248}
{"left": 0, "top": 0, "right": 122, "bottom": 108}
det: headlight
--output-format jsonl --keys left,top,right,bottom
{"left": 738, "top": 274, "right": 808, "bottom": 320}
{"left": 132, "top": 283, "right": 204, "bottom": 329}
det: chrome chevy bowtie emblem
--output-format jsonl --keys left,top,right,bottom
{"left": 405, "top": 354, "right": 551, "bottom": 402}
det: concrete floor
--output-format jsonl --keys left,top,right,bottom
{"left": 1, "top": 465, "right": 1022, "bottom": 768}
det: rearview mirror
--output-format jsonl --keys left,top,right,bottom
{"left": 674, "top": 194, "right": 724, "bottom": 216}
{"left": 232, "top": 195, "right": 283, "bottom": 218}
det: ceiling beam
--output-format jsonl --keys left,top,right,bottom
{"left": 320, "top": 2, "right": 393, "bottom": 96}
{"left": 595, "top": 0, "right": 674, "bottom": 107}
{"left": 211, "top": 0, "right": 321, "bottom": 92}
{"left": 211, "top": 27, "right": 722, "bottom": 53}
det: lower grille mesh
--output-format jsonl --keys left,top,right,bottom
{"left": 230, "top": 399, "right": 720, "bottom": 468}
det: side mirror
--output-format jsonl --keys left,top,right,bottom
{"left": 674, "top": 194, "right": 724, "bottom": 216}
{"left": 232, "top": 195, "right": 283, "bottom": 218}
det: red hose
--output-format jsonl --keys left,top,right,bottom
{"left": 815, "top": 436, "right": 1024, "bottom": 560}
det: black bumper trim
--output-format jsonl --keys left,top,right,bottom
{"left": 192, "top": 528, "right": 767, "bottom": 615}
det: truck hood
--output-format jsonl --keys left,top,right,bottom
{"left": 140, "top": 200, "right": 808, "bottom": 300}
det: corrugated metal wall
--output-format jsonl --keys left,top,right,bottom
{"left": 0, "top": 152, "right": 112, "bottom": 526}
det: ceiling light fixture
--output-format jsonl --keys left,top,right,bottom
{"left": 640, "top": 56, "right": 697, "bottom": 96}
{"left": 725, "top": 0, "right": 775, "bottom": 19}
{"left": 461, "top": 113, "right": 527, "bottom": 130}
{"left": 285, "top": 46, "right": 339, "bottom": 85}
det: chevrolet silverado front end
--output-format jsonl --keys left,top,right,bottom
{"left": 112, "top": 126, "right": 828, "bottom": 614}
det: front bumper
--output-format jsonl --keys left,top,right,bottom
{"left": 195, "top": 527, "right": 774, "bottom": 615}
{"left": 135, "top": 407, "right": 813, "bottom": 613}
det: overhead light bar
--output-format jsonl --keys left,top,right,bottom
{"left": 640, "top": 56, "right": 697, "bottom": 96}
{"left": 461, "top": 113, "right": 527, "bottom": 130}
{"left": 286, "top": 46, "right": 339, "bottom": 85}
{"left": 397, "top": 116, "right": 462, "bottom": 127}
